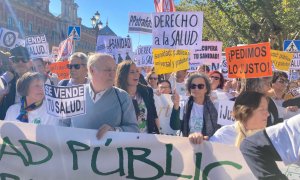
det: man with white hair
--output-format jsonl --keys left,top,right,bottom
{"left": 71, "top": 53, "right": 139, "bottom": 138}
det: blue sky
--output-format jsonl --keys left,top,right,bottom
{"left": 50, "top": 0, "right": 179, "bottom": 50}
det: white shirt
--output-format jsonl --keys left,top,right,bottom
{"left": 169, "top": 75, "right": 187, "bottom": 96}
{"left": 88, "top": 83, "right": 107, "bottom": 103}
{"left": 210, "top": 124, "right": 237, "bottom": 145}
{"left": 266, "top": 114, "right": 300, "bottom": 166}
{"left": 189, "top": 102, "right": 204, "bottom": 133}
{"left": 4, "top": 101, "right": 60, "bottom": 125}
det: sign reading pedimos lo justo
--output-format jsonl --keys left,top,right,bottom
{"left": 225, "top": 42, "right": 272, "bottom": 78}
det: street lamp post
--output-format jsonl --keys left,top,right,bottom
{"left": 91, "top": 11, "right": 103, "bottom": 46}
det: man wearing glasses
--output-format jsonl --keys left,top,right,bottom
{"left": 58, "top": 52, "right": 89, "bottom": 86}
{"left": 0, "top": 46, "right": 33, "bottom": 119}
{"left": 71, "top": 53, "right": 139, "bottom": 138}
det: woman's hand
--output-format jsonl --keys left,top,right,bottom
{"left": 188, "top": 132, "right": 208, "bottom": 144}
{"left": 171, "top": 89, "right": 180, "bottom": 110}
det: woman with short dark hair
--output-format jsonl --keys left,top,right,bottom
{"left": 170, "top": 73, "right": 219, "bottom": 144}
{"left": 5, "top": 72, "right": 59, "bottom": 125}
{"left": 115, "top": 61, "right": 159, "bottom": 134}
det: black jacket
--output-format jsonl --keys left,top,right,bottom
{"left": 0, "top": 76, "right": 17, "bottom": 119}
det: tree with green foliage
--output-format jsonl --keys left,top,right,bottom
{"left": 176, "top": 0, "right": 300, "bottom": 50}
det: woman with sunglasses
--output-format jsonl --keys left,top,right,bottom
{"left": 115, "top": 60, "right": 159, "bottom": 134}
{"left": 5, "top": 72, "right": 59, "bottom": 125}
{"left": 146, "top": 71, "right": 159, "bottom": 90}
{"left": 58, "top": 52, "right": 89, "bottom": 86}
{"left": 170, "top": 73, "right": 219, "bottom": 144}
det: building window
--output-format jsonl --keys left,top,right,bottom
{"left": 18, "top": 20, "right": 24, "bottom": 31}
{"left": 7, "top": 17, "right": 13, "bottom": 28}
{"left": 28, "top": 23, "right": 33, "bottom": 33}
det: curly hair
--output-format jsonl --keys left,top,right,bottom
{"left": 185, "top": 73, "right": 211, "bottom": 96}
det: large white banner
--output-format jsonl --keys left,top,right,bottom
{"left": 134, "top": 45, "right": 153, "bottom": 67}
{"left": 25, "top": 35, "right": 50, "bottom": 58}
{"left": 128, "top": 12, "right": 152, "bottom": 34}
{"left": 0, "top": 27, "right": 19, "bottom": 49}
{"left": 44, "top": 84, "right": 86, "bottom": 119}
{"left": 190, "top": 41, "right": 222, "bottom": 64}
{"left": 0, "top": 121, "right": 258, "bottom": 179}
{"left": 152, "top": 12, "right": 203, "bottom": 49}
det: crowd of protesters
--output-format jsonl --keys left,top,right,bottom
{"left": 1, "top": 46, "right": 300, "bottom": 179}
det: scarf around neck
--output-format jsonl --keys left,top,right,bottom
{"left": 16, "top": 97, "right": 43, "bottom": 123}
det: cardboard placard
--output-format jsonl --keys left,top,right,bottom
{"left": 134, "top": 45, "right": 153, "bottom": 67}
{"left": 49, "top": 61, "right": 70, "bottom": 80}
{"left": 271, "top": 50, "right": 294, "bottom": 71}
{"left": 128, "top": 12, "right": 152, "bottom": 34}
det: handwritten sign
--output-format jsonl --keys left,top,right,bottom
{"left": 190, "top": 41, "right": 222, "bottom": 64}
{"left": 152, "top": 12, "right": 203, "bottom": 49}
{"left": 134, "top": 45, "right": 153, "bottom": 67}
{"left": 225, "top": 42, "right": 272, "bottom": 78}
{"left": 128, "top": 12, "right": 152, "bottom": 34}
{"left": 218, "top": 100, "right": 235, "bottom": 126}
{"left": 44, "top": 84, "right": 86, "bottom": 118}
{"left": 271, "top": 50, "right": 294, "bottom": 71}
{"left": 49, "top": 61, "right": 70, "bottom": 80}
{"left": 289, "top": 53, "right": 300, "bottom": 70}
{"left": 153, "top": 49, "right": 189, "bottom": 74}
{"left": 25, "top": 34, "right": 49, "bottom": 59}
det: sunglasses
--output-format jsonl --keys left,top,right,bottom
{"left": 10, "top": 56, "right": 29, "bottom": 64}
{"left": 149, "top": 77, "right": 158, "bottom": 80}
{"left": 210, "top": 76, "right": 220, "bottom": 80}
{"left": 67, "top": 64, "right": 86, "bottom": 70}
{"left": 190, "top": 83, "right": 205, "bottom": 90}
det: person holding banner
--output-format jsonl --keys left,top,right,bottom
{"left": 71, "top": 53, "right": 139, "bottom": 138}
{"left": 0, "top": 46, "right": 33, "bottom": 120}
{"left": 240, "top": 114, "right": 300, "bottom": 179}
{"left": 32, "top": 58, "right": 59, "bottom": 85}
{"left": 115, "top": 60, "right": 160, "bottom": 134}
{"left": 210, "top": 91, "right": 269, "bottom": 146}
{"left": 5, "top": 72, "right": 59, "bottom": 125}
{"left": 58, "top": 52, "right": 89, "bottom": 86}
{"left": 170, "top": 74, "right": 219, "bottom": 144}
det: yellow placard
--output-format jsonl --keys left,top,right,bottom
{"left": 153, "top": 49, "right": 189, "bottom": 75}
{"left": 271, "top": 50, "right": 294, "bottom": 71}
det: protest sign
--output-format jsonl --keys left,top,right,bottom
{"left": 134, "top": 45, "right": 153, "bottom": 67}
{"left": 218, "top": 100, "right": 235, "bottom": 126}
{"left": 190, "top": 41, "right": 222, "bottom": 64}
{"left": 0, "top": 27, "right": 19, "bottom": 49}
{"left": 270, "top": 50, "right": 293, "bottom": 71}
{"left": 152, "top": 12, "right": 203, "bottom": 49}
{"left": 153, "top": 49, "right": 189, "bottom": 74}
{"left": 57, "top": 37, "right": 73, "bottom": 61}
{"left": 220, "top": 55, "right": 229, "bottom": 79}
{"left": 225, "top": 42, "right": 272, "bottom": 78}
{"left": 288, "top": 87, "right": 300, "bottom": 97}
{"left": 49, "top": 61, "right": 70, "bottom": 80}
{"left": 128, "top": 12, "right": 152, "bottom": 34}
{"left": 25, "top": 35, "right": 50, "bottom": 58}
{"left": 154, "top": 94, "right": 177, "bottom": 135}
{"left": 289, "top": 53, "right": 300, "bottom": 70}
{"left": 44, "top": 84, "right": 86, "bottom": 118}
{"left": 15, "top": 38, "right": 25, "bottom": 47}
{"left": 0, "top": 121, "right": 258, "bottom": 179}
{"left": 188, "top": 62, "right": 201, "bottom": 72}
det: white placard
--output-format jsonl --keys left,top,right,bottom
{"left": 217, "top": 100, "right": 235, "bottom": 126}
{"left": 134, "top": 45, "right": 153, "bottom": 67}
{"left": 190, "top": 41, "right": 222, "bottom": 64}
{"left": 128, "top": 12, "right": 152, "bottom": 34}
{"left": 25, "top": 35, "right": 50, "bottom": 58}
{"left": 44, "top": 84, "right": 86, "bottom": 118}
{"left": 152, "top": 12, "right": 203, "bottom": 49}
{"left": 0, "top": 27, "right": 19, "bottom": 49}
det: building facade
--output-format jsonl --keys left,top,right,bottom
{"left": 0, "top": 0, "right": 116, "bottom": 54}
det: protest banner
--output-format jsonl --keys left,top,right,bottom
{"left": 25, "top": 34, "right": 50, "bottom": 59}
{"left": 128, "top": 12, "right": 152, "bottom": 34}
{"left": 190, "top": 41, "right": 222, "bottom": 64}
{"left": 188, "top": 62, "right": 201, "bottom": 72}
{"left": 288, "top": 53, "right": 300, "bottom": 70}
{"left": 134, "top": 45, "right": 153, "bottom": 67}
{"left": 0, "top": 27, "right": 19, "bottom": 49}
{"left": 270, "top": 50, "right": 294, "bottom": 71}
{"left": 225, "top": 42, "right": 272, "bottom": 78}
{"left": 217, "top": 100, "right": 235, "bottom": 126}
{"left": 49, "top": 61, "right": 70, "bottom": 80}
{"left": 220, "top": 55, "right": 229, "bottom": 79}
{"left": 153, "top": 49, "right": 189, "bottom": 74}
{"left": 154, "top": 94, "right": 177, "bottom": 135}
{"left": 0, "top": 121, "right": 258, "bottom": 179}
{"left": 152, "top": 12, "right": 203, "bottom": 49}
{"left": 44, "top": 84, "right": 86, "bottom": 118}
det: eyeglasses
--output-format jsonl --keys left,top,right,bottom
{"left": 149, "top": 77, "right": 158, "bottom": 80}
{"left": 210, "top": 76, "right": 220, "bottom": 80}
{"left": 190, "top": 83, "right": 205, "bottom": 90}
{"left": 277, "top": 79, "right": 288, "bottom": 84}
{"left": 66, "top": 64, "right": 86, "bottom": 70}
{"left": 159, "top": 86, "right": 170, "bottom": 89}
{"left": 10, "top": 56, "right": 29, "bottom": 64}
